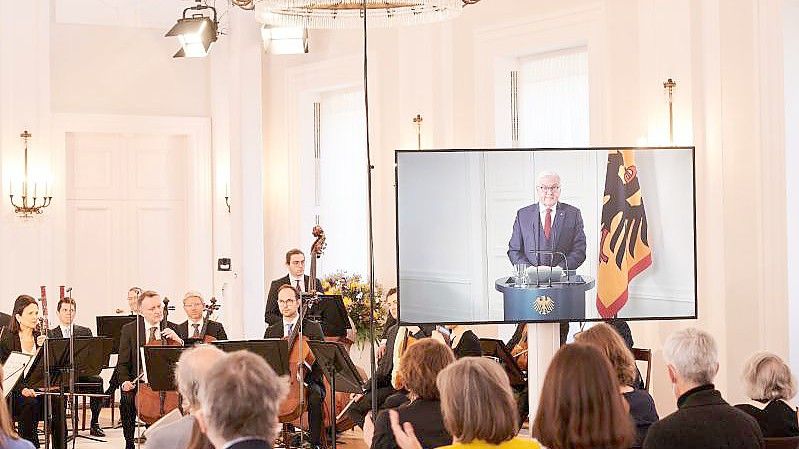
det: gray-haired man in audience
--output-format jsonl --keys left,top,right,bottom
{"left": 196, "top": 350, "right": 289, "bottom": 449}
{"left": 145, "top": 344, "right": 226, "bottom": 449}
{"left": 643, "top": 328, "right": 764, "bottom": 449}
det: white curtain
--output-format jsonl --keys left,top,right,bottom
{"left": 519, "top": 48, "right": 589, "bottom": 147}
{"left": 318, "top": 89, "right": 369, "bottom": 277}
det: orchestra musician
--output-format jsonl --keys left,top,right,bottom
{"left": 264, "top": 249, "right": 323, "bottom": 325}
{"left": 47, "top": 297, "right": 105, "bottom": 437}
{"left": 438, "top": 324, "right": 482, "bottom": 359}
{"left": 176, "top": 291, "right": 228, "bottom": 341}
{"left": 263, "top": 284, "right": 325, "bottom": 449}
{"left": 0, "top": 295, "right": 62, "bottom": 449}
{"left": 105, "top": 287, "right": 142, "bottom": 405}
{"left": 117, "top": 290, "right": 183, "bottom": 449}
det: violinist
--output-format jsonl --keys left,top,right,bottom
{"left": 176, "top": 291, "right": 227, "bottom": 341}
{"left": 0, "top": 295, "right": 61, "bottom": 448}
{"left": 117, "top": 290, "right": 183, "bottom": 449}
{"left": 47, "top": 297, "right": 105, "bottom": 438}
{"left": 263, "top": 285, "right": 325, "bottom": 449}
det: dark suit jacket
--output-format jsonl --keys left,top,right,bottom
{"left": 117, "top": 318, "right": 180, "bottom": 383}
{"left": 453, "top": 330, "right": 482, "bottom": 358}
{"left": 225, "top": 438, "right": 271, "bottom": 449}
{"left": 735, "top": 400, "right": 799, "bottom": 438}
{"left": 48, "top": 324, "right": 93, "bottom": 338}
{"left": 643, "top": 385, "right": 764, "bottom": 449}
{"left": 263, "top": 318, "right": 325, "bottom": 384}
{"left": 507, "top": 201, "right": 586, "bottom": 270}
{"left": 0, "top": 330, "right": 41, "bottom": 392}
{"left": 177, "top": 320, "right": 228, "bottom": 341}
{"left": 264, "top": 275, "right": 323, "bottom": 324}
{"left": 372, "top": 399, "right": 452, "bottom": 449}
{"left": 0, "top": 312, "right": 11, "bottom": 329}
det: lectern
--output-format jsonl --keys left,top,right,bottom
{"left": 495, "top": 275, "right": 595, "bottom": 321}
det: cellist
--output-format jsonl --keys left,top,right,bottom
{"left": 176, "top": 291, "right": 228, "bottom": 341}
{"left": 117, "top": 290, "right": 183, "bottom": 449}
{"left": 263, "top": 284, "right": 325, "bottom": 449}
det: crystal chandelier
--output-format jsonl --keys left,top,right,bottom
{"left": 255, "top": 1, "right": 465, "bottom": 29}
{"left": 10, "top": 131, "right": 53, "bottom": 218}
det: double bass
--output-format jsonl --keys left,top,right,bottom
{"left": 136, "top": 297, "right": 181, "bottom": 425}
{"left": 279, "top": 226, "right": 326, "bottom": 423}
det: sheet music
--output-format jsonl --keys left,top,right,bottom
{"left": 22, "top": 348, "right": 40, "bottom": 379}
{"left": 3, "top": 352, "right": 33, "bottom": 397}
{"left": 139, "top": 347, "right": 149, "bottom": 384}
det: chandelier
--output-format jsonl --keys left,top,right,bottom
{"left": 10, "top": 131, "right": 53, "bottom": 218}
{"left": 254, "top": 1, "right": 465, "bottom": 29}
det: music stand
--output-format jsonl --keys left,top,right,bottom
{"left": 478, "top": 338, "right": 526, "bottom": 387}
{"left": 212, "top": 339, "right": 290, "bottom": 376}
{"left": 306, "top": 294, "right": 351, "bottom": 338}
{"left": 96, "top": 315, "right": 138, "bottom": 355}
{"left": 307, "top": 341, "right": 364, "bottom": 449}
{"left": 142, "top": 347, "right": 185, "bottom": 392}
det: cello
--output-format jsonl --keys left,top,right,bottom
{"left": 196, "top": 297, "right": 221, "bottom": 343}
{"left": 136, "top": 297, "right": 181, "bottom": 425}
{"left": 279, "top": 226, "right": 326, "bottom": 424}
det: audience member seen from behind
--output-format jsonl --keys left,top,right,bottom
{"left": 390, "top": 357, "right": 543, "bottom": 449}
{"left": 532, "top": 343, "right": 635, "bottom": 449}
{"left": 146, "top": 345, "right": 226, "bottom": 449}
{"left": 195, "top": 350, "right": 289, "bottom": 449}
{"left": 368, "top": 339, "right": 455, "bottom": 449}
{"left": 575, "top": 323, "right": 658, "bottom": 447}
{"left": 735, "top": 352, "right": 799, "bottom": 438}
{"left": 0, "top": 365, "right": 35, "bottom": 449}
{"left": 643, "top": 328, "right": 764, "bottom": 449}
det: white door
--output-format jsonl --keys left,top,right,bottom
{"left": 65, "top": 132, "right": 189, "bottom": 323}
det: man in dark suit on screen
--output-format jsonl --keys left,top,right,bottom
{"left": 48, "top": 297, "right": 106, "bottom": 437}
{"left": 264, "top": 248, "right": 323, "bottom": 325}
{"left": 507, "top": 171, "right": 586, "bottom": 271}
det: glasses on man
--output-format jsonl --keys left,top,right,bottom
{"left": 537, "top": 185, "right": 561, "bottom": 192}
{"left": 277, "top": 299, "right": 297, "bottom": 306}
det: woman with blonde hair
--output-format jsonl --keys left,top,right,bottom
{"left": 575, "top": 323, "right": 658, "bottom": 447}
{"left": 0, "top": 365, "right": 35, "bottom": 448}
{"left": 390, "top": 357, "right": 543, "bottom": 449}
{"left": 735, "top": 352, "right": 799, "bottom": 437}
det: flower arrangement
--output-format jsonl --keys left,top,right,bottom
{"left": 322, "top": 271, "right": 385, "bottom": 345}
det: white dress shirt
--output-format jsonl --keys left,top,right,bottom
{"left": 288, "top": 274, "right": 305, "bottom": 292}
{"left": 60, "top": 324, "right": 72, "bottom": 338}
{"left": 538, "top": 202, "right": 557, "bottom": 228}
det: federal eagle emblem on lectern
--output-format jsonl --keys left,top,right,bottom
{"left": 533, "top": 295, "right": 555, "bottom": 315}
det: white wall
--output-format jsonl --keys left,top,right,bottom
{"left": 263, "top": 0, "right": 790, "bottom": 416}
{"left": 785, "top": 0, "right": 799, "bottom": 380}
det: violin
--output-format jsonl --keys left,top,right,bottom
{"left": 136, "top": 297, "right": 181, "bottom": 425}
{"left": 197, "top": 297, "right": 221, "bottom": 343}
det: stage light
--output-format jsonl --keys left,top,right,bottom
{"left": 262, "top": 26, "right": 308, "bottom": 55}
{"left": 165, "top": 3, "right": 218, "bottom": 58}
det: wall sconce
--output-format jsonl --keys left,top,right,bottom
{"left": 10, "top": 130, "right": 53, "bottom": 218}
{"left": 224, "top": 183, "right": 231, "bottom": 213}
{"left": 663, "top": 78, "right": 677, "bottom": 144}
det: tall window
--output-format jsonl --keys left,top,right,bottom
{"left": 518, "top": 48, "right": 589, "bottom": 146}
{"left": 311, "top": 88, "right": 368, "bottom": 276}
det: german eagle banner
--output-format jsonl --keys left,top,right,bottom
{"left": 596, "top": 149, "right": 652, "bottom": 318}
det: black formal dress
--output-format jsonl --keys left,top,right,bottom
{"left": 176, "top": 320, "right": 228, "bottom": 341}
{"left": 0, "top": 330, "right": 66, "bottom": 449}
{"left": 117, "top": 318, "right": 181, "bottom": 449}
{"left": 372, "top": 398, "right": 451, "bottom": 449}
{"left": 47, "top": 325, "right": 105, "bottom": 428}
{"left": 624, "top": 388, "right": 659, "bottom": 448}
{"left": 346, "top": 323, "right": 400, "bottom": 428}
{"left": 735, "top": 400, "right": 799, "bottom": 438}
{"left": 264, "top": 318, "right": 325, "bottom": 446}
{"left": 643, "top": 384, "right": 764, "bottom": 449}
{"left": 264, "top": 275, "right": 323, "bottom": 324}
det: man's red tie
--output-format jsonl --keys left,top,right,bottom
{"left": 544, "top": 208, "right": 552, "bottom": 239}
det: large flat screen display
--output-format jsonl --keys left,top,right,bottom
{"left": 396, "top": 147, "right": 696, "bottom": 325}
